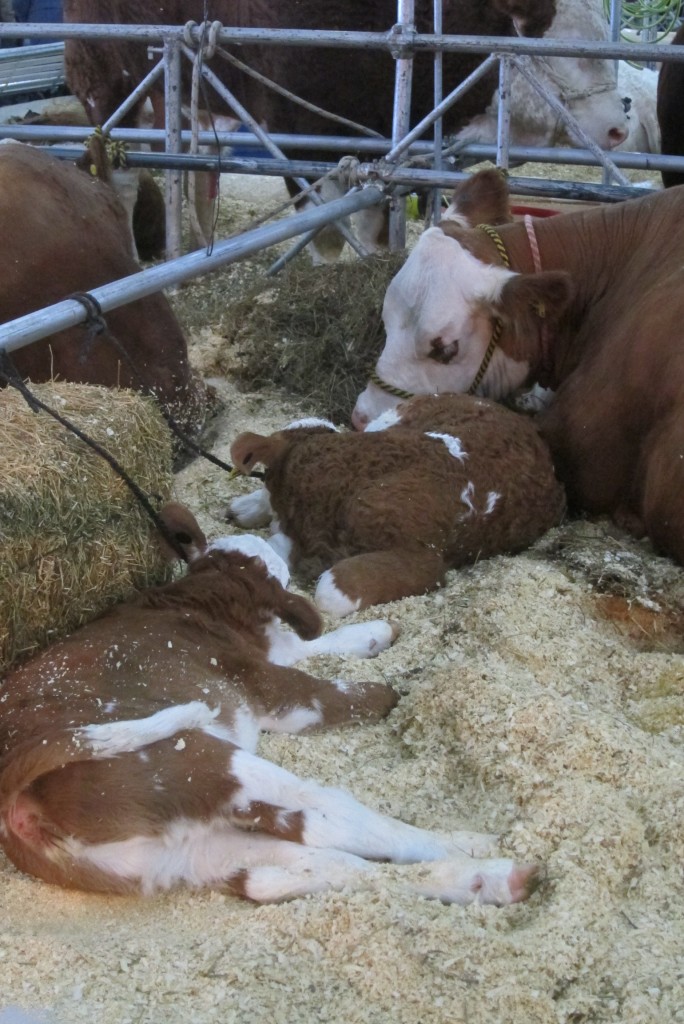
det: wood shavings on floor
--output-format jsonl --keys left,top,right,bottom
{"left": 2, "top": 372, "right": 682, "bottom": 1024}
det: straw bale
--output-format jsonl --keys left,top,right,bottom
{"left": 213, "top": 253, "right": 406, "bottom": 424}
{"left": 0, "top": 381, "right": 174, "bottom": 672}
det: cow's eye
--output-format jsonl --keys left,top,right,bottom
{"left": 428, "top": 337, "right": 459, "bottom": 363}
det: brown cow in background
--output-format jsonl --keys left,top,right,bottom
{"left": 62, "top": 1, "right": 633, "bottom": 260}
{"left": 657, "top": 21, "right": 684, "bottom": 189}
{"left": 0, "top": 140, "right": 207, "bottom": 439}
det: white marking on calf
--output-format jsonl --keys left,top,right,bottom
{"left": 76, "top": 702, "right": 219, "bottom": 758}
{"left": 208, "top": 535, "right": 290, "bottom": 587}
{"left": 315, "top": 570, "right": 362, "bottom": 618}
{"left": 266, "top": 618, "right": 396, "bottom": 666}
{"left": 364, "top": 407, "right": 403, "bottom": 432}
{"left": 203, "top": 706, "right": 260, "bottom": 754}
{"left": 228, "top": 488, "right": 273, "bottom": 528}
{"left": 258, "top": 704, "right": 324, "bottom": 734}
{"left": 426, "top": 431, "right": 468, "bottom": 462}
{"left": 485, "top": 491, "right": 501, "bottom": 515}
{"left": 460, "top": 482, "right": 477, "bottom": 516}
{"left": 284, "top": 417, "right": 338, "bottom": 432}
{"left": 267, "top": 529, "right": 294, "bottom": 568}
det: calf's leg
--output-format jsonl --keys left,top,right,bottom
{"left": 225, "top": 749, "right": 541, "bottom": 905}
{"left": 315, "top": 548, "right": 447, "bottom": 617}
{"left": 4, "top": 727, "right": 539, "bottom": 905}
{"left": 226, "top": 487, "right": 274, "bottom": 528}
{"left": 265, "top": 617, "right": 399, "bottom": 666}
{"left": 249, "top": 662, "right": 399, "bottom": 732}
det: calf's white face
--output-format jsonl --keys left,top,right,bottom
{"left": 352, "top": 228, "right": 530, "bottom": 429}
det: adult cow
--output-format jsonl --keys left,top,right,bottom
{"left": 0, "top": 140, "right": 206, "bottom": 437}
{"left": 657, "top": 21, "right": 684, "bottom": 188}
{"left": 351, "top": 169, "right": 684, "bottom": 566}
{"left": 62, "top": 0, "right": 631, "bottom": 259}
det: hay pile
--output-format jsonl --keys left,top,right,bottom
{"left": 207, "top": 253, "right": 405, "bottom": 423}
{"left": 0, "top": 382, "right": 174, "bottom": 673}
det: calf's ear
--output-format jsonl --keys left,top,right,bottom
{"left": 230, "top": 431, "right": 286, "bottom": 473}
{"left": 490, "top": 271, "right": 574, "bottom": 363}
{"left": 445, "top": 168, "right": 512, "bottom": 227}
{"left": 156, "top": 502, "right": 207, "bottom": 562}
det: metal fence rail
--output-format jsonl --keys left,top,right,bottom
{"left": 2, "top": 5, "right": 684, "bottom": 356}
{"left": 0, "top": 41, "right": 64, "bottom": 97}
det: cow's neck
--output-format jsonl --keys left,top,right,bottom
{"left": 496, "top": 200, "right": 647, "bottom": 387}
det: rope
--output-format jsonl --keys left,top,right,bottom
{"left": 369, "top": 369, "right": 414, "bottom": 401}
{"left": 0, "top": 352, "right": 190, "bottom": 563}
{"left": 214, "top": 44, "right": 386, "bottom": 140}
{"left": 66, "top": 292, "right": 264, "bottom": 480}
{"left": 523, "top": 214, "right": 542, "bottom": 273}
{"left": 477, "top": 223, "right": 511, "bottom": 268}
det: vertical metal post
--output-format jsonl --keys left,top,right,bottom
{"left": 605, "top": 0, "right": 622, "bottom": 186}
{"left": 389, "top": 0, "right": 415, "bottom": 251}
{"left": 496, "top": 56, "right": 512, "bottom": 170}
{"left": 163, "top": 35, "right": 183, "bottom": 260}
{"left": 432, "top": 0, "right": 443, "bottom": 224}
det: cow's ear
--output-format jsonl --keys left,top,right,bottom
{"left": 490, "top": 271, "right": 574, "bottom": 363}
{"left": 443, "top": 169, "right": 512, "bottom": 228}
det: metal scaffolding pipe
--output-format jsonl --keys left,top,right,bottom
{"left": 1, "top": 22, "right": 682, "bottom": 63}
{"left": 0, "top": 185, "right": 386, "bottom": 354}
{"left": 389, "top": 0, "right": 415, "bottom": 249}
{"left": 4, "top": 130, "right": 684, "bottom": 177}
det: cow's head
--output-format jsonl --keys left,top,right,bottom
{"left": 456, "top": 0, "right": 629, "bottom": 152}
{"left": 526, "top": 0, "right": 629, "bottom": 150}
{"left": 352, "top": 174, "right": 573, "bottom": 430}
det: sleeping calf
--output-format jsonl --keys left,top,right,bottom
{"left": 228, "top": 394, "right": 566, "bottom": 617}
{"left": 0, "top": 504, "right": 539, "bottom": 905}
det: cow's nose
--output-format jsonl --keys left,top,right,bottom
{"left": 606, "top": 125, "right": 628, "bottom": 148}
{"left": 351, "top": 408, "right": 369, "bottom": 431}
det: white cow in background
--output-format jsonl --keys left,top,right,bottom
{"left": 617, "top": 62, "right": 660, "bottom": 153}
{"left": 455, "top": 0, "right": 659, "bottom": 154}
{"left": 455, "top": 0, "right": 630, "bottom": 149}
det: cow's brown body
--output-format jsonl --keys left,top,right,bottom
{"left": 0, "top": 142, "right": 203, "bottom": 433}
{"left": 62, "top": 0, "right": 555, "bottom": 140}
{"left": 657, "top": 22, "right": 684, "bottom": 188}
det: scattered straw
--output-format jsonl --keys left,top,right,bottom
{"left": 0, "top": 381, "right": 174, "bottom": 672}
{"left": 211, "top": 253, "right": 406, "bottom": 424}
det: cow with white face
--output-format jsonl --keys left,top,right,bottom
{"left": 353, "top": 167, "right": 684, "bottom": 569}
{"left": 352, "top": 169, "right": 571, "bottom": 430}
{"left": 352, "top": 227, "right": 540, "bottom": 429}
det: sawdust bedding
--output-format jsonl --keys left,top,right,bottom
{"left": 1, "top": 171, "right": 683, "bottom": 1024}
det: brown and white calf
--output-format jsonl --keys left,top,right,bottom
{"left": 228, "top": 394, "right": 565, "bottom": 617}
{"left": 0, "top": 504, "right": 539, "bottom": 905}
{"left": 352, "top": 170, "right": 684, "bottom": 566}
